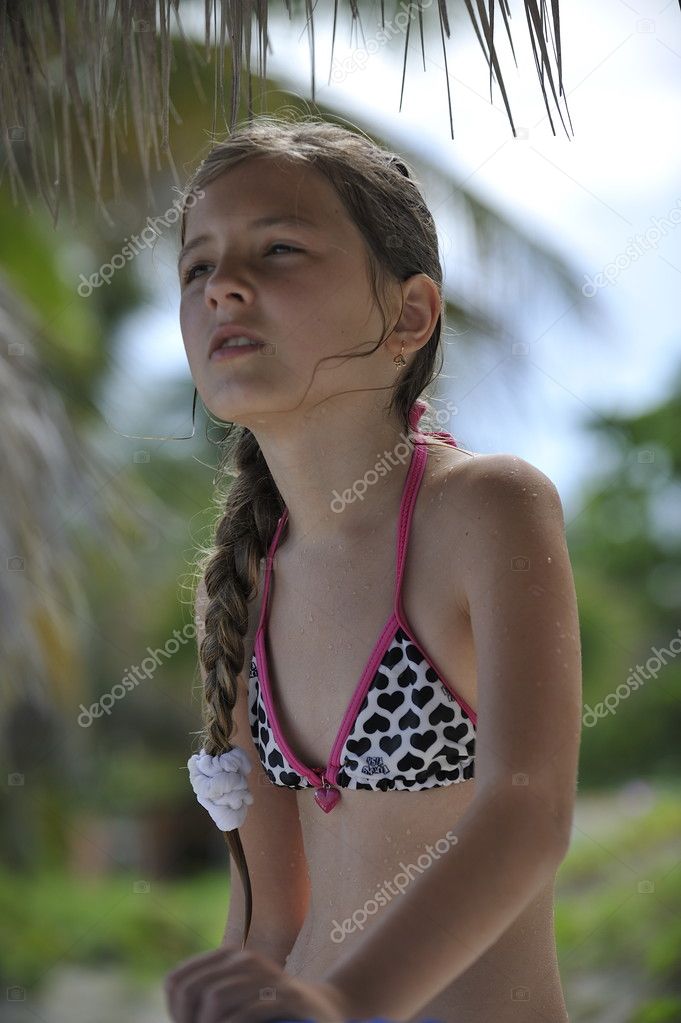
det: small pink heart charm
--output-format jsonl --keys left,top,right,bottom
{"left": 314, "top": 786, "right": 340, "bottom": 813}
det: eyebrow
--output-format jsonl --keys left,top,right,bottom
{"left": 177, "top": 215, "right": 319, "bottom": 270}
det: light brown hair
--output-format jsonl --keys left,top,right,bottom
{"left": 178, "top": 112, "right": 457, "bottom": 949}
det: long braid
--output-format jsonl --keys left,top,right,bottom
{"left": 195, "top": 429, "right": 283, "bottom": 948}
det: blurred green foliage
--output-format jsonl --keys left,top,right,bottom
{"left": 1, "top": 868, "right": 227, "bottom": 989}
{"left": 567, "top": 367, "right": 681, "bottom": 787}
{"left": 3, "top": 787, "right": 681, "bottom": 1016}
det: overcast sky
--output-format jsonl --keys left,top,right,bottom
{"left": 102, "top": 0, "right": 681, "bottom": 518}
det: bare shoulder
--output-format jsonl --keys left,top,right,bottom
{"left": 461, "top": 451, "right": 562, "bottom": 505}
{"left": 464, "top": 452, "right": 560, "bottom": 519}
{"left": 431, "top": 446, "right": 566, "bottom": 560}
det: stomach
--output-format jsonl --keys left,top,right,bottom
{"left": 284, "top": 781, "right": 569, "bottom": 1023}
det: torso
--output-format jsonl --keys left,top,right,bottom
{"left": 242, "top": 440, "right": 568, "bottom": 1023}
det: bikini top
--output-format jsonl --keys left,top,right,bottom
{"left": 247, "top": 403, "right": 477, "bottom": 813}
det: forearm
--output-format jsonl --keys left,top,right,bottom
{"left": 321, "top": 787, "right": 569, "bottom": 1022}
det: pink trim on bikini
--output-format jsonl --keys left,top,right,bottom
{"left": 252, "top": 424, "right": 476, "bottom": 789}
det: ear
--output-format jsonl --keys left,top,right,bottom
{"left": 393, "top": 273, "right": 442, "bottom": 355}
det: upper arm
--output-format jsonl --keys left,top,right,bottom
{"left": 194, "top": 571, "right": 310, "bottom": 952}
{"left": 457, "top": 455, "right": 582, "bottom": 851}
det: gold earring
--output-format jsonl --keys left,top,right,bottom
{"left": 393, "top": 339, "right": 406, "bottom": 367}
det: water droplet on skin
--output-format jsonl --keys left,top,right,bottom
{"left": 547, "top": 556, "right": 552, "bottom": 562}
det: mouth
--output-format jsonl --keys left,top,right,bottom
{"left": 208, "top": 327, "right": 270, "bottom": 359}
{"left": 209, "top": 338, "right": 268, "bottom": 361}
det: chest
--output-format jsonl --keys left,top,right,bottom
{"left": 255, "top": 469, "right": 477, "bottom": 771}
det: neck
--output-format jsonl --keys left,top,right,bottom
{"left": 244, "top": 401, "right": 415, "bottom": 550}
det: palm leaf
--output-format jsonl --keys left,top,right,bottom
{"left": 0, "top": 269, "right": 183, "bottom": 735}
{"left": 0, "top": 0, "right": 583, "bottom": 223}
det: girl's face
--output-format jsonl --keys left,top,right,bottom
{"left": 178, "top": 156, "right": 401, "bottom": 426}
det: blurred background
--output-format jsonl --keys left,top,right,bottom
{"left": 1, "top": 1, "right": 680, "bottom": 1021}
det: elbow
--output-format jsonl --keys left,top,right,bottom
{"left": 530, "top": 796, "right": 574, "bottom": 865}
{"left": 549, "top": 803, "right": 575, "bottom": 862}
{"left": 478, "top": 780, "right": 574, "bottom": 863}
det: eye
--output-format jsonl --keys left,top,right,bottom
{"left": 266, "top": 243, "right": 301, "bottom": 256}
{"left": 182, "top": 262, "right": 210, "bottom": 284}
{"left": 181, "top": 244, "right": 302, "bottom": 284}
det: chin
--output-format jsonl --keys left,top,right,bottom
{"left": 201, "top": 393, "right": 267, "bottom": 429}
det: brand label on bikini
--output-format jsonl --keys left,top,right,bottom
{"left": 362, "top": 755, "right": 389, "bottom": 776}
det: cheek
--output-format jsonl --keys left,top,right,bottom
{"left": 179, "top": 298, "right": 202, "bottom": 357}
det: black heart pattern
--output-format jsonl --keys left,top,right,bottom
{"left": 247, "top": 621, "right": 476, "bottom": 793}
{"left": 429, "top": 703, "right": 457, "bottom": 725}
{"left": 399, "top": 707, "right": 420, "bottom": 729}
{"left": 396, "top": 665, "right": 418, "bottom": 688}
{"left": 280, "top": 770, "right": 303, "bottom": 787}
{"left": 444, "top": 723, "right": 469, "bottom": 743}
{"left": 379, "top": 734, "right": 402, "bottom": 756}
{"left": 397, "top": 751, "right": 427, "bottom": 772}
{"left": 365, "top": 712, "right": 391, "bottom": 734}
{"left": 346, "top": 737, "right": 372, "bottom": 757}
{"left": 412, "top": 685, "right": 435, "bottom": 709}
{"left": 267, "top": 747, "right": 285, "bottom": 770}
{"left": 377, "top": 691, "right": 405, "bottom": 713}
{"left": 411, "top": 730, "right": 439, "bottom": 753}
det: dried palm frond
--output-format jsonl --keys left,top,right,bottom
{"left": 0, "top": 269, "right": 184, "bottom": 733}
{"left": 0, "top": 0, "right": 584, "bottom": 226}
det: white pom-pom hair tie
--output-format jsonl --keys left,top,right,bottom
{"left": 187, "top": 746, "right": 254, "bottom": 831}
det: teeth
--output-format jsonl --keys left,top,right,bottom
{"left": 220, "top": 336, "right": 261, "bottom": 349}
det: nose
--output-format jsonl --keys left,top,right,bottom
{"left": 203, "top": 259, "right": 255, "bottom": 307}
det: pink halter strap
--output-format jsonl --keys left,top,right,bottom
{"left": 408, "top": 398, "right": 428, "bottom": 431}
{"left": 409, "top": 399, "right": 458, "bottom": 447}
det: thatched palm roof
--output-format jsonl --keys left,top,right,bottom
{"left": 0, "top": 0, "right": 586, "bottom": 224}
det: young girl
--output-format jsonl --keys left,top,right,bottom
{"left": 164, "top": 115, "right": 582, "bottom": 1023}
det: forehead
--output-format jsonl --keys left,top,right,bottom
{"left": 183, "top": 157, "right": 346, "bottom": 235}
